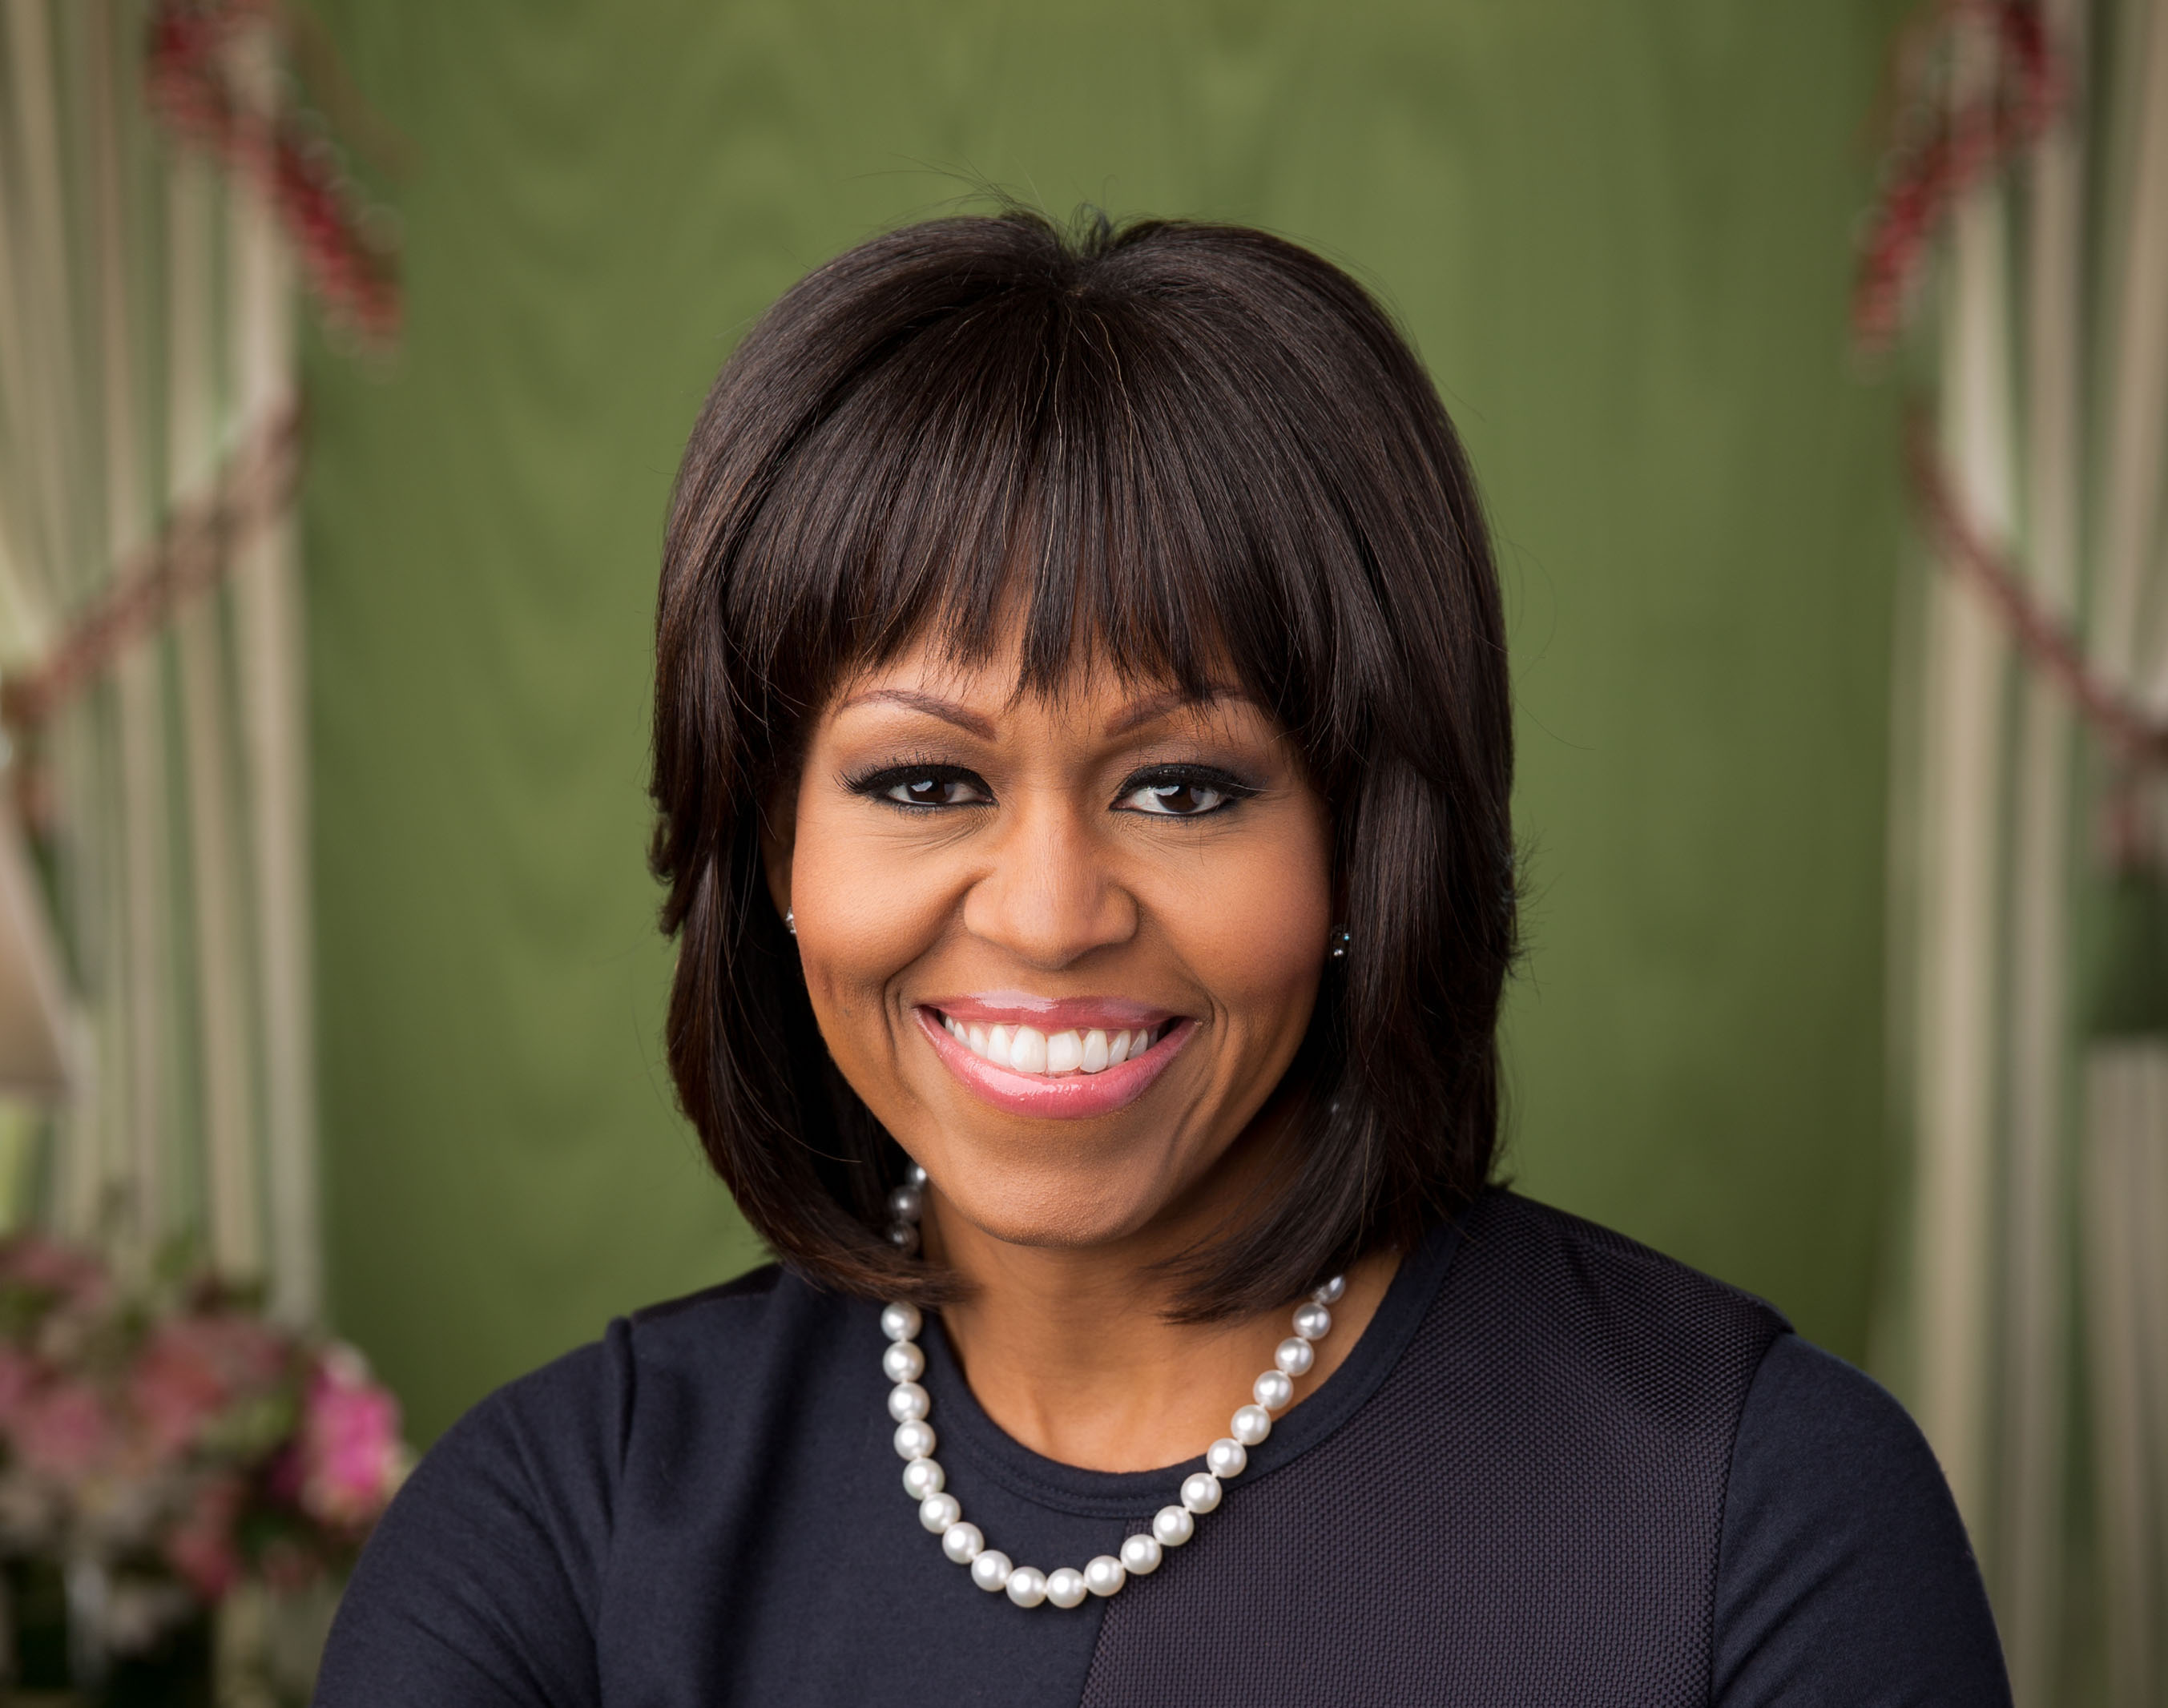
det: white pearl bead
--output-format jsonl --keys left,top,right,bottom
{"left": 902, "top": 1457, "right": 944, "bottom": 1499}
{"left": 1152, "top": 1505, "right": 1195, "bottom": 1546}
{"left": 1120, "top": 1533, "right": 1163, "bottom": 1574}
{"left": 894, "top": 1420, "right": 936, "bottom": 1460}
{"left": 880, "top": 1302, "right": 921, "bottom": 1343}
{"left": 1292, "top": 1301, "right": 1332, "bottom": 1340}
{"left": 1045, "top": 1567, "right": 1087, "bottom": 1608}
{"left": 971, "top": 1550, "right": 1013, "bottom": 1592}
{"left": 1180, "top": 1472, "right": 1221, "bottom": 1513}
{"left": 1253, "top": 1369, "right": 1294, "bottom": 1410}
{"left": 1205, "top": 1437, "right": 1247, "bottom": 1479}
{"left": 1231, "top": 1404, "right": 1271, "bottom": 1445}
{"left": 888, "top": 1184, "right": 925, "bottom": 1224}
{"left": 1084, "top": 1554, "right": 1127, "bottom": 1596}
{"left": 889, "top": 1223, "right": 921, "bottom": 1255}
{"left": 883, "top": 1341, "right": 925, "bottom": 1384}
{"left": 1005, "top": 1565, "right": 1047, "bottom": 1607}
{"left": 1275, "top": 1336, "right": 1315, "bottom": 1376}
{"left": 905, "top": 1162, "right": 929, "bottom": 1190}
{"left": 889, "top": 1381, "right": 929, "bottom": 1423}
{"left": 942, "top": 1521, "right": 984, "bottom": 1563}
{"left": 920, "top": 1492, "right": 961, "bottom": 1533}
{"left": 1314, "top": 1275, "right": 1346, "bottom": 1305}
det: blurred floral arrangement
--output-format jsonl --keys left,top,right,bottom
{"left": 0, "top": 1231, "right": 405, "bottom": 1667}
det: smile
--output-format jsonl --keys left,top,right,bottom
{"left": 938, "top": 1016, "right": 1168, "bottom": 1075}
{"left": 913, "top": 1000, "right": 1195, "bottom": 1119}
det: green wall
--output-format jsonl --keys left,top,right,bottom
{"left": 303, "top": 0, "right": 1908, "bottom": 1444}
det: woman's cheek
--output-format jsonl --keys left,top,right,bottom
{"left": 789, "top": 809, "right": 959, "bottom": 1058}
{"left": 1173, "top": 817, "right": 1332, "bottom": 1049}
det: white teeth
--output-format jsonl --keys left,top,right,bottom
{"left": 942, "top": 1016, "right": 1162, "bottom": 1077}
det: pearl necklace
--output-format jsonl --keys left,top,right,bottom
{"left": 879, "top": 1165, "right": 1345, "bottom": 1609}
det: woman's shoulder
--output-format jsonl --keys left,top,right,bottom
{"left": 455, "top": 1259, "right": 844, "bottom": 1463}
{"left": 1445, "top": 1194, "right": 2006, "bottom": 1703}
{"left": 316, "top": 1261, "right": 838, "bottom": 1706}
{"left": 1441, "top": 1190, "right": 1791, "bottom": 1406}
{"left": 1465, "top": 1189, "right": 1788, "bottom": 1319}
{"left": 1396, "top": 1192, "right": 2008, "bottom": 1702}
{"left": 1715, "top": 1332, "right": 2009, "bottom": 1703}
{"left": 1453, "top": 1194, "right": 1966, "bottom": 1535}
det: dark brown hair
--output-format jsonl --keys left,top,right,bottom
{"left": 651, "top": 210, "right": 1515, "bottom": 1318}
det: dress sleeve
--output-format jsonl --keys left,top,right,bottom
{"left": 1711, "top": 1332, "right": 2011, "bottom": 1706}
{"left": 312, "top": 1323, "right": 631, "bottom": 1708}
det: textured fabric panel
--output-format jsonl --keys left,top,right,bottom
{"left": 1078, "top": 1192, "right": 1785, "bottom": 1707}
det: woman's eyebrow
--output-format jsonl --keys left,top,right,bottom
{"left": 837, "top": 684, "right": 1250, "bottom": 739}
{"left": 1105, "top": 687, "right": 1250, "bottom": 737}
{"left": 836, "top": 687, "right": 997, "bottom": 739}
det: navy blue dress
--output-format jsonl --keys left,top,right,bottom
{"left": 315, "top": 1192, "right": 2009, "bottom": 1706}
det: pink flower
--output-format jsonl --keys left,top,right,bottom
{"left": 11, "top": 1379, "right": 119, "bottom": 1480}
{"left": 296, "top": 1347, "right": 402, "bottom": 1527}
{"left": 129, "top": 1313, "right": 292, "bottom": 1459}
{"left": 0, "top": 1235, "right": 109, "bottom": 1309}
{"left": 0, "top": 1345, "right": 42, "bottom": 1424}
{"left": 164, "top": 1472, "right": 244, "bottom": 1600}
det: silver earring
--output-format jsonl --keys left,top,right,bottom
{"left": 784, "top": 909, "right": 796, "bottom": 937}
{"left": 1329, "top": 925, "right": 1350, "bottom": 961}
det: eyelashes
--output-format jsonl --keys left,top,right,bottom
{"left": 1114, "top": 765, "right": 1258, "bottom": 817}
{"left": 846, "top": 762, "right": 992, "bottom": 811}
{"left": 842, "top": 758, "right": 1259, "bottom": 818}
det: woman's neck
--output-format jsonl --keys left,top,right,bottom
{"left": 926, "top": 1205, "right": 1399, "bottom": 1474}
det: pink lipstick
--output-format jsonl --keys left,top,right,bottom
{"left": 913, "top": 1000, "right": 1195, "bottom": 1119}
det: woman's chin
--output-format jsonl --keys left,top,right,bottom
{"left": 925, "top": 1168, "right": 1173, "bottom": 1255}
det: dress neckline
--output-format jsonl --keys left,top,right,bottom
{"left": 915, "top": 1210, "right": 1466, "bottom": 1521}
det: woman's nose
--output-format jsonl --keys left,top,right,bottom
{"left": 961, "top": 802, "right": 1135, "bottom": 969}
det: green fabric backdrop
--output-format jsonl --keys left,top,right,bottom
{"left": 302, "top": 0, "right": 1908, "bottom": 1444}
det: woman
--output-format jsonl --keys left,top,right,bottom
{"left": 316, "top": 212, "right": 2008, "bottom": 1706}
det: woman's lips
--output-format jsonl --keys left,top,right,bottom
{"left": 914, "top": 1005, "right": 1195, "bottom": 1119}
{"left": 927, "top": 992, "right": 1173, "bottom": 1031}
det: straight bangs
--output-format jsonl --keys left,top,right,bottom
{"left": 655, "top": 211, "right": 1515, "bottom": 1317}
{"left": 723, "top": 241, "right": 1469, "bottom": 803}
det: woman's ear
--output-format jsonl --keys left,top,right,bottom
{"left": 760, "top": 772, "right": 800, "bottom": 927}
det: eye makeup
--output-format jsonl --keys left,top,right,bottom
{"left": 843, "top": 759, "right": 994, "bottom": 811}
{"left": 843, "top": 755, "right": 1264, "bottom": 818}
{"left": 1111, "top": 763, "right": 1261, "bottom": 818}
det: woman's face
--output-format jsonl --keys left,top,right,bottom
{"left": 768, "top": 630, "right": 1335, "bottom": 1255}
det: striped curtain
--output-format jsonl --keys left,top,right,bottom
{"left": 1897, "top": 0, "right": 2168, "bottom": 1701}
{"left": 0, "top": 0, "right": 319, "bottom": 1319}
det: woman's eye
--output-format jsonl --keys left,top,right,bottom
{"left": 1119, "top": 777, "right": 1236, "bottom": 816}
{"left": 883, "top": 775, "right": 989, "bottom": 808}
